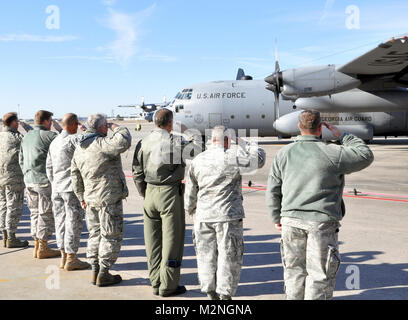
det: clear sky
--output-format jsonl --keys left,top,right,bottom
{"left": 0, "top": 0, "right": 406, "bottom": 119}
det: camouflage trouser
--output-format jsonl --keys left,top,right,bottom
{"left": 0, "top": 185, "right": 24, "bottom": 234}
{"left": 193, "top": 219, "right": 244, "bottom": 297}
{"left": 26, "top": 184, "right": 55, "bottom": 241}
{"left": 280, "top": 217, "right": 341, "bottom": 300}
{"left": 85, "top": 200, "right": 124, "bottom": 270}
{"left": 53, "top": 192, "right": 84, "bottom": 254}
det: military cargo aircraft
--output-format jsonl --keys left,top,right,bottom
{"left": 170, "top": 36, "right": 408, "bottom": 141}
{"left": 117, "top": 96, "right": 169, "bottom": 122}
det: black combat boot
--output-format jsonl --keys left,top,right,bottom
{"left": 160, "top": 286, "right": 187, "bottom": 297}
{"left": 6, "top": 232, "right": 29, "bottom": 248}
{"left": 207, "top": 291, "right": 220, "bottom": 300}
{"left": 96, "top": 268, "right": 122, "bottom": 287}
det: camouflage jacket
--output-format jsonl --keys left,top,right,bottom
{"left": 0, "top": 127, "right": 24, "bottom": 187}
{"left": 19, "top": 125, "right": 58, "bottom": 185}
{"left": 71, "top": 127, "right": 132, "bottom": 207}
{"left": 46, "top": 130, "right": 80, "bottom": 193}
{"left": 184, "top": 141, "right": 266, "bottom": 222}
{"left": 266, "top": 134, "right": 374, "bottom": 224}
{"left": 132, "top": 128, "right": 201, "bottom": 197}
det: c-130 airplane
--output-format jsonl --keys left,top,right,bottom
{"left": 167, "top": 35, "right": 408, "bottom": 141}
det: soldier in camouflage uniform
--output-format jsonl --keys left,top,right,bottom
{"left": 0, "top": 113, "right": 29, "bottom": 248}
{"left": 133, "top": 109, "right": 201, "bottom": 297}
{"left": 185, "top": 126, "right": 266, "bottom": 300}
{"left": 266, "top": 110, "right": 374, "bottom": 300}
{"left": 46, "top": 113, "right": 90, "bottom": 271}
{"left": 20, "top": 110, "right": 62, "bottom": 259}
{"left": 71, "top": 114, "right": 131, "bottom": 287}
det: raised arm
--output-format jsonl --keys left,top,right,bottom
{"left": 338, "top": 134, "right": 374, "bottom": 174}
{"left": 99, "top": 126, "right": 132, "bottom": 157}
{"left": 235, "top": 138, "right": 266, "bottom": 174}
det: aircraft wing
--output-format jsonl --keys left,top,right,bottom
{"left": 338, "top": 36, "right": 408, "bottom": 88}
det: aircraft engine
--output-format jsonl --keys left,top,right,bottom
{"left": 274, "top": 110, "right": 374, "bottom": 141}
{"left": 266, "top": 65, "right": 361, "bottom": 99}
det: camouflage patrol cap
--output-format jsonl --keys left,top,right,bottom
{"left": 299, "top": 110, "right": 321, "bottom": 131}
{"left": 2, "top": 112, "right": 18, "bottom": 126}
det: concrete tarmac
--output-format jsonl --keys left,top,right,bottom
{"left": 0, "top": 121, "right": 407, "bottom": 300}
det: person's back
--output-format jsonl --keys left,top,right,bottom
{"left": 47, "top": 131, "right": 78, "bottom": 192}
{"left": 0, "top": 113, "right": 28, "bottom": 249}
{"left": 185, "top": 127, "right": 265, "bottom": 300}
{"left": 71, "top": 114, "right": 132, "bottom": 287}
{"left": 0, "top": 126, "right": 24, "bottom": 187}
{"left": 46, "top": 114, "right": 90, "bottom": 272}
{"left": 132, "top": 109, "right": 199, "bottom": 297}
{"left": 19, "top": 110, "right": 60, "bottom": 259}
{"left": 270, "top": 134, "right": 374, "bottom": 222}
{"left": 266, "top": 110, "right": 374, "bottom": 300}
{"left": 137, "top": 127, "right": 185, "bottom": 187}
{"left": 72, "top": 127, "right": 131, "bottom": 207}
{"left": 186, "top": 139, "right": 265, "bottom": 222}
{"left": 20, "top": 125, "right": 57, "bottom": 185}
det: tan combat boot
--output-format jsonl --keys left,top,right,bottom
{"left": 60, "top": 251, "right": 67, "bottom": 269}
{"left": 37, "top": 240, "right": 61, "bottom": 259}
{"left": 33, "top": 239, "right": 39, "bottom": 258}
{"left": 6, "top": 232, "right": 29, "bottom": 248}
{"left": 64, "top": 254, "right": 90, "bottom": 271}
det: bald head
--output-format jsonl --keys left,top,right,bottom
{"left": 62, "top": 113, "right": 79, "bottom": 134}
{"left": 212, "top": 126, "right": 232, "bottom": 149}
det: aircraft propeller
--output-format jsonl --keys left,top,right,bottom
{"left": 265, "top": 40, "right": 283, "bottom": 122}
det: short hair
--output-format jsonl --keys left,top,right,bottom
{"left": 62, "top": 113, "right": 78, "bottom": 127}
{"left": 87, "top": 114, "right": 107, "bottom": 130}
{"left": 34, "top": 110, "right": 53, "bottom": 125}
{"left": 299, "top": 110, "right": 321, "bottom": 131}
{"left": 155, "top": 109, "right": 173, "bottom": 128}
{"left": 2, "top": 112, "right": 18, "bottom": 126}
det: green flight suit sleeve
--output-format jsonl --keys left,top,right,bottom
{"left": 132, "top": 139, "right": 147, "bottom": 198}
{"left": 338, "top": 134, "right": 374, "bottom": 174}
{"left": 266, "top": 155, "right": 283, "bottom": 224}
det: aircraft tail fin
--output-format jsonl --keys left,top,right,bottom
{"left": 236, "top": 68, "right": 245, "bottom": 80}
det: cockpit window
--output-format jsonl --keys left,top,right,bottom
{"left": 175, "top": 89, "right": 193, "bottom": 100}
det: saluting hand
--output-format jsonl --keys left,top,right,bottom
{"left": 323, "top": 122, "right": 342, "bottom": 139}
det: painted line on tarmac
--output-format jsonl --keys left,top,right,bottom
{"left": 125, "top": 176, "right": 408, "bottom": 203}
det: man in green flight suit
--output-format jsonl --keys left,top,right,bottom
{"left": 132, "top": 109, "right": 200, "bottom": 297}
